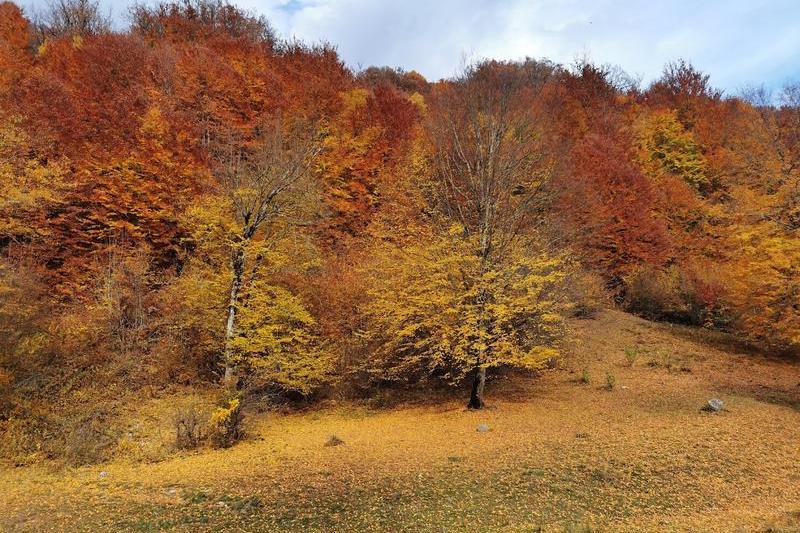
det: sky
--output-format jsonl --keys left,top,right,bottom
{"left": 24, "top": 0, "right": 800, "bottom": 93}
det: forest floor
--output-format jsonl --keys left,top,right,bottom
{"left": 1, "top": 310, "right": 799, "bottom": 532}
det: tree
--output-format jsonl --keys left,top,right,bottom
{"left": 316, "top": 85, "right": 420, "bottom": 244}
{"left": 164, "top": 196, "right": 331, "bottom": 393}
{"left": 0, "top": 2, "right": 32, "bottom": 93}
{"left": 361, "top": 225, "right": 565, "bottom": 393}
{"left": 558, "top": 132, "right": 671, "bottom": 283}
{"left": 645, "top": 60, "right": 720, "bottom": 129}
{"left": 425, "top": 61, "right": 560, "bottom": 408}
{"left": 0, "top": 115, "right": 68, "bottom": 248}
{"left": 717, "top": 83, "right": 800, "bottom": 351}
{"left": 724, "top": 222, "right": 800, "bottom": 352}
{"left": 211, "top": 118, "right": 322, "bottom": 385}
{"left": 130, "top": 0, "right": 276, "bottom": 46}
{"left": 0, "top": 259, "right": 52, "bottom": 417}
{"left": 635, "top": 109, "right": 709, "bottom": 192}
{"left": 34, "top": 0, "right": 110, "bottom": 42}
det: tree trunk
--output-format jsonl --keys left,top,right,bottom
{"left": 467, "top": 208, "right": 492, "bottom": 410}
{"left": 223, "top": 245, "right": 245, "bottom": 387}
{"left": 467, "top": 365, "right": 486, "bottom": 409}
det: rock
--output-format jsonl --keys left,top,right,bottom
{"left": 476, "top": 424, "right": 490, "bottom": 433}
{"left": 98, "top": 471, "right": 108, "bottom": 478}
{"left": 166, "top": 488, "right": 177, "bottom": 496}
{"left": 703, "top": 398, "right": 724, "bottom": 412}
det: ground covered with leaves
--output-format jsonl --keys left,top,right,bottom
{"left": 1, "top": 310, "right": 799, "bottom": 532}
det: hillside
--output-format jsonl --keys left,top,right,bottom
{"left": 1, "top": 1, "right": 800, "bottom": 531}
{"left": 2, "top": 310, "right": 798, "bottom": 532}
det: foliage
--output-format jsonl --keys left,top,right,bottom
{"left": 174, "top": 405, "right": 207, "bottom": 450}
{"left": 131, "top": 0, "right": 276, "bottom": 45}
{"left": 564, "top": 269, "right": 609, "bottom": 318}
{"left": 60, "top": 408, "right": 117, "bottom": 465}
{"left": 624, "top": 264, "right": 726, "bottom": 327}
{"left": 360, "top": 225, "right": 567, "bottom": 386}
{"left": 232, "top": 278, "right": 332, "bottom": 395}
{"left": 724, "top": 222, "right": 800, "bottom": 351}
{"left": 560, "top": 133, "right": 671, "bottom": 282}
{"left": 175, "top": 189, "right": 331, "bottom": 393}
{"left": 623, "top": 347, "right": 638, "bottom": 367}
{"left": 0, "top": 117, "right": 68, "bottom": 244}
{"left": 0, "top": 260, "right": 52, "bottom": 416}
{"left": 636, "top": 109, "right": 709, "bottom": 191}
{"left": 0, "top": 0, "right": 799, "bottom": 464}
{"left": 33, "top": 0, "right": 110, "bottom": 41}
{"left": 208, "top": 397, "right": 243, "bottom": 448}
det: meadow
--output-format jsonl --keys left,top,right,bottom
{"left": 2, "top": 310, "right": 798, "bottom": 533}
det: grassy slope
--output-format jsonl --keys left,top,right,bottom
{"left": 1, "top": 310, "right": 799, "bottom": 532}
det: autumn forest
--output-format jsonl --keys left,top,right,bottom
{"left": 0, "top": 1, "right": 799, "bottom": 530}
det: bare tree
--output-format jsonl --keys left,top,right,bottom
{"left": 130, "top": 0, "right": 276, "bottom": 46}
{"left": 212, "top": 118, "right": 322, "bottom": 386}
{"left": 426, "top": 61, "right": 552, "bottom": 409}
{"left": 34, "top": 0, "right": 111, "bottom": 42}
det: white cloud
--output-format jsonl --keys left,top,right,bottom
{"left": 24, "top": 0, "right": 800, "bottom": 91}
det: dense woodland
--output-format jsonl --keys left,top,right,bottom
{"left": 0, "top": 0, "right": 798, "bottom": 462}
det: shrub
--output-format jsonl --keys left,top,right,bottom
{"left": 623, "top": 346, "right": 638, "bottom": 367}
{"left": 647, "top": 351, "right": 678, "bottom": 372}
{"left": 624, "top": 264, "right": 727, "bottom": 327}
{"left": 624, "top": 265, "right": 684, "bottom": 320}
{"left": 580, "top": 368, "right": 590, "bottom": 385}
{"left": 0, "top": 416, "right": 50, "bottom": 465}
{"left": 60, "top": 410, "right": 117, "bottom": 466}
{"left": 662, "top": 352, "right": 675, "bottom": 372}
{"left": 325, "top": 435, "right": 344, "bottom": 447}
{"left": 174, "top": 406, "right": 206, "bottom": 450}
{"left": 566, "top": 270, "right": 609, "bottom": 318}
{"left": 604, "top": 372, "right": 616, "bottom": 391}
{"left": 208, "top": 397, "right": 244, "bottom": 449}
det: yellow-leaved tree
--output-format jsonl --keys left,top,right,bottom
{"left": 635, "top": 109, "right": 709, "bottom": 192}
{"left": 208, "top": 117, "right": 326, "bottom": 388}
{"left": 361, "top": 224, "right": 566, "bottom": 388}
{"left": 713, "top": 83, "right": 800, "bottom": 353}
{"left": 160, "top": 121, "right": 334, "bottom": 395}
{"left": 163, "top": 193, "right": 332, "bottom": 394}
{"left": 724, "top": 223, "right": 799, "bottom": 351}
{"left": 0, "top": 116, "right": 68, "bottom": 244}
{"left": 359, "top": 61, "right": 568, "bottom": 408}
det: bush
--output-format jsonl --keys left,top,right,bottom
{"left": 60, "top": 410, "right": 117, "bottom": 466}
{"left": 0, "top": 415, "right": 51, "bottom": 465}
{"left": 624, "top": 264, "right": 728, "bottom": 327}
{"left": 604, "top": 372, "right": 616, "bottom": 391}
{"left": 566, "top": 270, "right": 609, "bottom": 318}
{"left": 174, "top": 406, "right": 207, "bottom": 450}
{"left": 208, "top": 397, "right": 244, "bottom": 449}
{"left": 623, "top": 346, "right": 638, "bottom": 367}
{"left": 624, "top": 265, "right": 683, "bottom": 320}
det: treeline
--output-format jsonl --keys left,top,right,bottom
{"left": 0, "top": 0, "right": 798, "bottom": 460}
